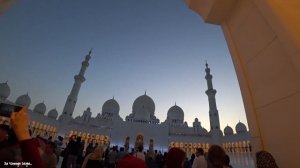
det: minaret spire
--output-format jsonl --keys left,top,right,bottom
{"left": 59, "top": 50, "right": 92, "bottom": 121}
{"left": 205, "top": 62, "right": 221, "bottom": 142}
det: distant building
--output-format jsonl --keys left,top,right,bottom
{"left": 0, "top": 51, "right": 251, "bottom": 155}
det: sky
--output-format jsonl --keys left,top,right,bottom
{"left": 0, "top": 0, "right": 248, "bottom": 132}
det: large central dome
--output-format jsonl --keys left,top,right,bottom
{"left": 132, "top": 93, "right": 155, "bottom": 116}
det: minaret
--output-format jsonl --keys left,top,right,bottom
{"left": 205, "top": 62, "right": 221, "bottom": 142}
{"left": 59, "top": 50, "right": 91, "bottom": 121}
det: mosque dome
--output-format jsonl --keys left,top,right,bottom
{"left": 47, "top": 108, "right": 58, "bottom": 119}
{"left": 194, "top": 118, "right": 199, "bottom": 122}
{"left": 15, "top": 93, "right": 31, "bottom": 106}
{"left": 167, "top": 105, "right": 184, "bottom": 121}
{"left": 33, "top": 102, "right": 46, "bottom": 115}
{"left": 132, "top": 93, "right": 155, "bottom": 117}
{"left": 102, "top": 98, "right": 120, "bottom": 115}
{"left": 224, "top": 125, "right": 234, "bottom": 136}
{"left": 134, "top": 106, "right": 151, "bottom": 121}
{"left": 235, "top": 121, "right": 247, "bottom": 134}
{"left": 0, "top": 82, "right": 10, "bottom": 99}
{"left": 201, "top": 127, "right": 208, "bottom": 135}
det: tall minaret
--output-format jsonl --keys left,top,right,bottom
{"left": 60, "top": 50, "right": 92, "bottom": 120}
{"left": 205, "top": 62, "right": 221, "bottom": 142}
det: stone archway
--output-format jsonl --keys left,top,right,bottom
{"left": 185, "top": 0, "right": 300, "bottom": 167}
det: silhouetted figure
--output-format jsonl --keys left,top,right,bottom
{"left": 165, "top": 147, "right": 186, "bottom": 168}
{"left": 224, "top": 154, "right": 233, "bottom": 168}
{"left": 0, "top": 124, "right": 9, "bottom": 150}
{"left": 66, "top": 136, "right": 82, "bottom": 168}
{"left": 189, "top": 154, "right": 195, "bottom": 167}
{"left": 256, "top": 150, "right": 279, "bottom": 168}
{"left": 207, "top": 145, "right": 226, "bottom": 168}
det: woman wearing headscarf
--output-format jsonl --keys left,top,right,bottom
{"left": 81, "top": 145, "right": 105, "bottom": 168}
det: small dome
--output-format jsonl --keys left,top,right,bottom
{"left": 194, "top": 118, "right": 199, "bottom": 122}
{"left": 224, "top": 125, "right": 234, "bottom": 136}
{"left": 33, "top": 102, "right": 46, "bottom": 115}
{"left": 0, "top": 82, "right": 10, "bottom": 99}
{"left": 47, "top": 108, "right": 58, "bottom": 119}
{"left": 199, "top": 127, "right": 208, "bottom": 135}
{"left": 132, "top": 94, "right": 155, "bottom": 116}
{"left": 201, "top": 127, "right": 208, "bottom": 135}
{"left": 167, "top": 105, "right": 184, "bottom": 121}
{"left": 15, "top": 93, "right": 31, "bottom": 106}
{"left": 102, "top": 98, "right": 120, "bottom": 115}
{"left": 235, "top": 121, "right": 247, "bottom": 134}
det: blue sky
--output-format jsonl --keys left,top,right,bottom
{"left": 0, "top": 0, "right": 247, "bottom": 132}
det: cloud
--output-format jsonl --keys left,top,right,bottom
{"left": 0, "top": 0, "right": 17, "bottom": 16}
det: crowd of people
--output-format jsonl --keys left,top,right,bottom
{"left": 0, "top": 107, "right": 279, "bottom": 168}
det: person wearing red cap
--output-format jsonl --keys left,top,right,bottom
{"left": 165, "top": 147, "right": 186, "bottom": 168}
{"left": 116, "top": 154, "right": 148, "bottom": 168}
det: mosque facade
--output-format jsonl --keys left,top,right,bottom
{"left": 0, "top": 51, "right": 251, "bottom": 155}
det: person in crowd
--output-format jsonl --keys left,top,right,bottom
{"left": 0, "top": 124, "right": 9, "bottom": 150}
{"left": 61, "top": 135, "right": 76, "bottom": 168}
{"left": 135, "top": 145, "right": 145, "bottom": 161}
{"left": 53, "top": 137, "right": 63, "bottom": 164}
{"left": 85, "top": 142, "right": 95, "bottom": 157}
{"left": 0, "top": 128, "right": 22, "bottom": 163}
{"left": 189, "top": 153, "right": 196, "bottom": 165}
{"left": 104, "top": 146, "right": 110, "bottom": 167}
{"left": 224, "top": 155, "right": 233, "bottom": 168}
{"left": 184, "top": 157, "right": 192, "bottom": 168}
{"left": 108, "top": 146, "right": 118, "bottom": 168}
{"left": 10, "top": 106, "right": 44, "bottom": 168}
{"left": 192, "top": 148, "right": 207, "bottom": 168}
{"left": 155, "top": 151, "right": 164, "bottom": 168}
{"left": 165, "top": 147, "right": 186, "bottom": 168}
{"left": 77, "top": 139, "right": 85, "bottom": 167}
{"left": 256, "top": 150, "right": 279, "bottom": 168}
{"left": 81, "top": 145, "right": 105, "bottom": 168}
{"left": 116, "top": 154, "right": 147, "bottom": 168}
{"left": 41, "top": 141, "right": 57, "bottom": 168}
{"left": 189, "top": 154, "right": 196, "bottom": 167}
{"left": 66, "top": 136, "right": 82, "bottom": 168}
{"left": 146, "top": 151, "right": 158, "bottom": 168}
{"left": 116, "top": 147, "right": 127, "bottom": 163}
{"left": 207, "top": 145, "right": 226, "bottom": 168}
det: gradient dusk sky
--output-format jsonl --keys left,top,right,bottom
{"left": 0, "top": 0, "right": 248, "bottom": 132}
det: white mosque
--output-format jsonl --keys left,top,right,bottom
{"left": 0, "top": 50, "right": 251, "bottom": 155}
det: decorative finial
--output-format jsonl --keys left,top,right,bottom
{"left": 5, "top": 80, "right": 8, "bottom": 84}
{"left": 205, "top": 60, "right": 208, "bottom": 68}
{"left": 113, "top": 96, "right": 114, "bottom": 100}
{"left": 175, "top": 101, "right": 177, "bottom": 106}
{"left": 89, "top": 48, "right": 93, "bottom": 55}
{"left": 144, "top": 90, "right": 147, "bottom": 95}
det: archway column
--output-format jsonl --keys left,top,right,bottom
{"left": 185, "top": 0, "right": 300, "bottom": 167}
